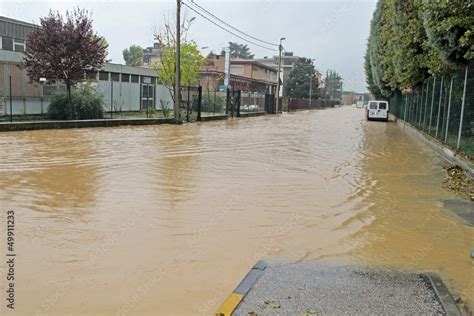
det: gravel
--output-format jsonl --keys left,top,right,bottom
{"left": 234, "top": 261, "right": 446, "bottom": 315}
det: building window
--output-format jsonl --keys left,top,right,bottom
{"left": 121, "top": 74, "right": 130, "bottom": 82}
{"left": 111, "top": 72, "right": 120, "bottom": 81}
{"left": 86, "top": 72, "right": 97, "bottom": 80}
{"left": 141, "top": 85, "right": 154, "bottom": 110}
{"left": 2, "top": 37, "right": 13, "bottom": 51}
{"left": 231, "top": 65, "right": 244, "bottom": 75}
{"left": 141, "top": 76, "right": 152, "bottom": 84}
{"left": 99, "top": 71, "right": 109, "bottom": 81}
{"left": 13, "top": 39, "right": 25, "bottom": 52}
{"left": 131, "top": 75, "right": 139, "bottom": 83}
{"left": 43, "top": 85, "right": 61, "bottom": 96}
{"left": 142, "top": 85, "right": 154, "bottom": 98}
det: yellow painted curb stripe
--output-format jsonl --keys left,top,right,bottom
{"left": 215, "top": 293, "right": 244, "bottom": 316}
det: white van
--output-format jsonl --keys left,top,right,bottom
{"left": 367, "top": 100, "right": 389, "bottom": 121}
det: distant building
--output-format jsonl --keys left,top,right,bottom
{"left": 341, "top": 91, "right": 372, "bottom": 105}
{"left": 143, "top": 43, "right": 162, "bottom": 66}
{"left": 255, "top": 52, "right": 319, "bottom": 97}
{"left": 199, "top": 54, "right": 277, "bottom": 94}
{"left": 0, "top": 16, "right": 172, "bottom": 115}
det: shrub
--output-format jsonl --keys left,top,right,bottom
{"left": 48, "top": 83, "right": 105, "bottom": 120}
{"left": 47, "top": 92, "right": 69, "bottom": 120}
{"left": 145, "top": 106, "right": 156, "bottom": 118}
{"left": 201, "top": 93, "right": 225, "bottom": 113}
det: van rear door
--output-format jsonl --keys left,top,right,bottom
{"left": 368, "top": 101, "right": 378, "bottom": 119}
{"left": 378, "top": 101, "right": 388, "bottom": 119}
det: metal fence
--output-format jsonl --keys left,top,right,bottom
{"left": 240, "top": 92, "right": 267, "bottom": 113}
{"left": 201, "top": 86, "right": 227, "bottom": 117}
{"left": 287, "top": 98, "right": 340, "bottom": 112}
{"left": 0, "top": 62, "right": 175, "bottom": 122}
{"left": 390, "top": 63, "right": 473, "bottom": 159}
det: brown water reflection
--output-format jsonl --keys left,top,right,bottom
{"left": 0, "top": 107, "right": 472, "bottom": 315}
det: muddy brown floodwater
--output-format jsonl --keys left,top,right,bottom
{"left": 0, "top": 107, "right": 472, "bottom": 315}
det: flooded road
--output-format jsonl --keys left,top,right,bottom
{"left": 0, "top": 107, "right": 472, "bottom": 315}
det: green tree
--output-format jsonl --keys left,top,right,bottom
{"left": 421, "top": 0, "right": 474, "bottom": 66}
{"left": 285, "top": 58, "right": 320, "bottom": 99}
{"left": 93, "top": 35, "right": 109, "bottom": 52}
{"left": 364, "top": 43, "right": 383, "bottom": 99}
{"left": 364, "top": 0, "right": 473, "bottom": 99}
{"left": 223, "top": 42, "right": 255, "bottom": 59}
{"left": 324, "top": 70, "right": 343, "bottom": 100}
{"left": 364, "top": 0, "right": 446, "bottom": 98}
{"left": 152, "top": 42, "right": 205, "bottom": 93}
{"left": 365, "top": 1, "right": 392, "bottom": 98}
{"left": 207, "top": 51, "right": 216, "bottom": 58}
{"left": 122, "top": 45, "right": 144, "bottom": 66}
{"left": 152, "top": 17, "right": 205, "bottom": 103}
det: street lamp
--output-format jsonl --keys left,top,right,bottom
{"left": 275, "top": 37, "right": 285, "bottom": 113}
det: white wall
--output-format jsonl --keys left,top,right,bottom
{"left": 1, "top": 82, "right": 173, "bottom": 115}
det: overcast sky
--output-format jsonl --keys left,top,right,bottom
{"left": 1, "top": 0, "right": 377, "bottom": 92}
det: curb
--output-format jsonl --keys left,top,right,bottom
{"left": 239, "top": 112, "right": 267, "bottom": 118}
{"left": 391, "top": 114, "right": 474, "bottom": 178}
{"left": 216, "top": 261, "right": 266, "bottom": 316}
{"left": 423, "top": 273, "right": 461, "bottom": 316}
{"left": 199, "top": 115, "right": 228, "bottom": 122}
{"left": 0, "top": 118, "right": 177, "bottom": 132}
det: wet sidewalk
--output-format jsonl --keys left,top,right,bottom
{"left": 220, "top": 261, "right": 460, "bottom": 316}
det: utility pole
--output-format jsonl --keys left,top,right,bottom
{"left": 275, "top": 37, "right": 285, "bottom": 114}
{"left": 309, "top": 58, "right": 315, "bottom": 107}
{"left": 174, "top": 0, "right": 181, "bottom": 120}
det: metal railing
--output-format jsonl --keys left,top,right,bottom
{"left": 390, "top": 63, "right": 473, "bottom": 159}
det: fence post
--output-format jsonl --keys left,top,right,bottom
{"left": 197, "top": 86, "right": 202, "bottom": 121}
{"left": 420, "top": 84, "right": 424, "bottom": 127}
{"left": 186, "top": 85, "right": 190, "bottom": 122}
{"left": 456, "top": 65, "right": 469, "bottom": 149}
{"left": 213, "top": 88, "right": 216, "bottom": 115}
{"left": 225, "top": 88, "right": 230, "bottom": 115}
{"left": 407, "top": 93, "right": 411, "bottom": 123}
{"left": 230, "top": 87, "right": 235, "bottom": 117}
{"left": 428, "top": 77, "right": 436, "bottom": 134}
{"left": 110, "top": 82, "right": 114, "bottom": 119}
{"left": 9, "top": 75, "right": 12, "bottom": 123}
{"left": 435, "top": 76, "right": 444, "bottom": 137}
{"left": 417, "top": 85, "right": 423, "bottom": 127}
{"left": 444, "top": 76, "right": 454, "bottom": 142}
{"left": 403, "top": 93, "right": 408, "bottom": 126}
{"left": 423, "top": 79, "right": 430, "bottom": 130}
{"left": 236, "top": 90, "right": 241, "bottom": 117}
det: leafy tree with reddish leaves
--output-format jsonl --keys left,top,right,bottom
{"left": 23, "top": 9, "right": 107, "bottom": 119}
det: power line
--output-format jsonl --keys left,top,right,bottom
{"left": 188, "top": 0, "right": 279, "bottom": 47}
{"left": 182, "top": 1, "right": 277, "bottom": 52}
